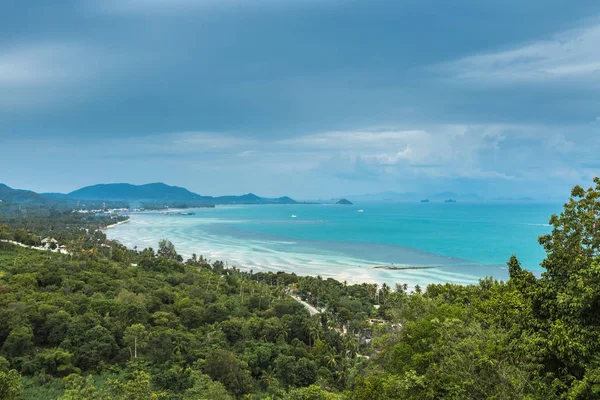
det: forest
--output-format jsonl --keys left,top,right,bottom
{"left": 2, "top": 179, "right": 600, "bottom": 399}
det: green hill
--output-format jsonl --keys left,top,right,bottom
{"left": 67, "top": 182, "right": 206, "bottom": 202}
{"left": 0, "top": 184, "right": 52, "bottom": 205}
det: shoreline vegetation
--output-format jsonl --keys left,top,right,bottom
{"left": 102, "top": 219, "right": 130, "bottom": 229}
{"left": 2, "top": 179, "right": 600, "bottom": 398}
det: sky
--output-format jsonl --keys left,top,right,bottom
{"left": 1, "top": 0, "right": 600, "bottom": 200}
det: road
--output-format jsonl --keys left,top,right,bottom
{"left": 291, "top": 295, "right": 320, "bottom": 316}
{"left": 0, "top": 239, "right": 70, "bottom": 254}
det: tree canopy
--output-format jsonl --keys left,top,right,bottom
{"left": 2, "top": 179, "right": 600, "bottom": 399}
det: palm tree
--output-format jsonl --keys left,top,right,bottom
{"left": 260, "top": 367, "right": 277, "bottom": 388}
{"left": 395, "top": 283, "right": 406, "bottom": 295}
{"left": 325, "top": 312, "right": 339, "bottom": 332}
{"left": 335, "top": 358, "right": 351, "bottom": 387}
{"left": 307, "top": 315, "right": 322, "bottom": 349}
{"left": 173, "top": 335, "right": 187, "bottom": 356}
{"left": 325, "top": 351, "right": 339, "bottom": 368}
{"left": 343, "top": 335, "right": 358, "bottom": 359}
{"left": 380, "top": 283, "right": 391, "bottom": 303}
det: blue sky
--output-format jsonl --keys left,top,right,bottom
{"left": 1, "top": 0, "right": 600, "bottom": 199}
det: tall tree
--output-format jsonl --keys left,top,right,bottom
{"left": 157, "top": 239, "right": 181, "bottom": 261}
{"left": 123, "top": 324, "right": 148, "bottom": 359}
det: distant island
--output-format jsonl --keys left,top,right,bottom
{"left": 345, "top": 191, "right": 483, "bottom": 203}
{"left": 336, "top": 198, "right": 353, "bottom": 205}
{"left": 445, "top": 199, "right": 457, "bottom": 203}
{"left": 421, "top": 199, "right": 430, "bottom": 203}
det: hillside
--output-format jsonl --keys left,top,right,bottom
{"left": 2, "top": 179, "right": 600, "bottom": 399}
{"left": 0, "top": 182, "right": 300, "bottom": 206}
{"left": 65, "top": 183, "right": 299, "bottom": 205}
{"left": 67, "top": 183, "right": 207, "bottom": 202}
{"left": 66, "top": 184, "right": 298, "bottom": 205}
{"left": 0, "top": 184, "right": 52, "bottom": 205}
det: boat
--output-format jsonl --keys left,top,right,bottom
{"left": 291, "top": 215, "right": 297, "bottom": 218}
{"left": 421, "top": 199, "right": 430, "bottom": 203}
{"left": 357, "top": 209, "right": 364, "bottom": 213}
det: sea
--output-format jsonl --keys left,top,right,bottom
{"left": 106, "top": 202, "right": 561, "bottom": 289}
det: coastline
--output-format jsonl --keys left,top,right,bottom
{"left": 103, "top": 219, "right": 130, "bottom": 230}
{"left": 103, "top": 207, "right": 526, "bottom": 289}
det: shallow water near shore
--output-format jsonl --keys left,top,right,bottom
{"left": 107, "top": 202, "right": 560, "bottom": 288}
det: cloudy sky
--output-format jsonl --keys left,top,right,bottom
{"left": 2, "top": 0, "right": 600, "bottom": 199}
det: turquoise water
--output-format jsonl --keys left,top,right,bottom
{"left": 107, "top": 202, "right": 560, "bottom": 289}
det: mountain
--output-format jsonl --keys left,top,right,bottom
{"left": 2, "top": 182, "right": 298, "bottom": 207}
{"left": 52, "top": 183, "right": 297, "bottom": 206}
{"left": 0, "top": 184, "right": 53, "bottom": 205}
{"left": 67, "top": 183, "right": 206, "bottom": 202}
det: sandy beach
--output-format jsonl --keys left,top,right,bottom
{"left": 103, "top": 219, "right": 130, "bottom": 229}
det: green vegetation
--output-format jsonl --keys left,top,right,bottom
{"left": 1, "top": 179, "right": 600, "bottom": 398}
{"left": 0, "top": 206, "right": 126, "bottom": 250}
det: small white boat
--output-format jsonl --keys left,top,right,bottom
{"left": 291, "top": 215, "right": 297, "bottom": 218}
{"left": 357, "top": 209, "right": 364, "bottom": 213}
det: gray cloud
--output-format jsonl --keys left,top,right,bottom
{"left": 1, "top": 1, "right": 600, "bottom": 198}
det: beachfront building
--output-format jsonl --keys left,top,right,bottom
{"left": 288, "top": 286, "right": 300, "bottom": 294}
{"left": 41, "top": 237, "right": 58, "bottom": 249}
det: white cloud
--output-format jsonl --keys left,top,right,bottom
{"left": 285, "top": 125, "right": 513, "bottom": 167}
{"left": 276, "top": 125, "right": 533, "bottom": 181}
{"left": 438, "top": 22, "right": 600, "bottom": 84}
{"left": 546, "top": 134, "right": 576, "bottom": 153}
{"left": 20, "top": 123, "right": 592, "bottom": 185}
{"left": 281, "top": 130, "right": 426, "bottom": 151}
{"left": 285, "top": 123, "right": 600, "bottom": 183}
